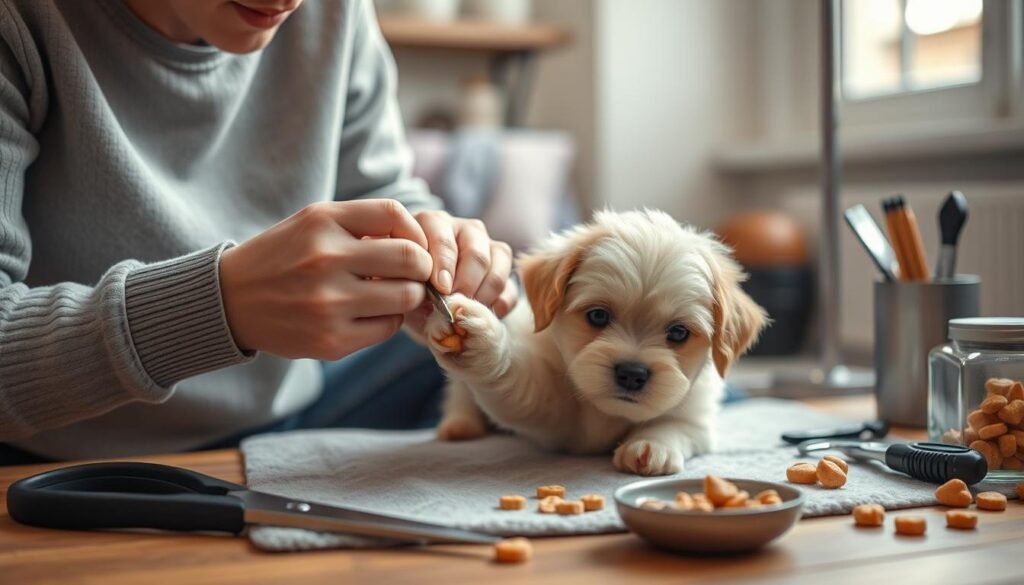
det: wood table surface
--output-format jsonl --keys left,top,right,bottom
{"left": 2, "top": 395, "right": 1023, "bottom": 585}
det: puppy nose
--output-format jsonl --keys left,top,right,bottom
{"left": 614, "top": 361, "right": 650, "bottom": 392}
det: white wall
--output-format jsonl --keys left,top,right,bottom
{"left": 594, "top": 0, "right": 757, "bottom": 227}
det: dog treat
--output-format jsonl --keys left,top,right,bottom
{"left": 976, "top": 492, "right": 1007, "bottom": 511}
{"left": 987, "top": 378, "right": 1014, "bottom": 396}
{"left": 1011, "top": 382, "right": 1024, "bottom": 401}
{"left": 981, "top": 394, "right": 1009, "bottom": 414}
{"left": 894, "top": 516, "right": 927, "bottom": 536}
{"left": 852, "top": 504, "right": 885, "bottom": 527}
{"left": 1004, "top": 456, "right": 1024, "bottom": 471}
{"left": 816, "top": 459, "right": 847, "bottom": 489}
{"left": 704, "top": 475, "right": 738, "bottom": 506}
{"left": 945, "top": 510, "right": 978, "bottom": 530}
{"left": 538, "top": 495, "right": 563, "bottom": 514}
{"left": 638, "top": 498, "right": 667, "bottom": 511}
{"left": 754, "top": 489, "right": 781, "bottom": 505}
{"left": 691, "top": 493, "right": 714, "bottom": 512}
{"left": 673, "top": 492, "right": 694, "bottom": 510}
{"left": 499, "top": 495, "right": 526, "bottom": 511}
{"left": 1016, "top": 482, "right": 1024, "bottom": 499}
{"left": 1011, "top": 430, "right": 1024, "bottom": 450}
{"left": 744, "top": 500, "right": 764, "bottom": 509}
{"left": 556, "top": 500, "right": 585, "bottom": 515}
{"left": 970, "top": 439, "right": 1003, "bottom": 470}
{"left": 494, "top": 537, "right": 532, "bottom": 564}
{"left": 536, "top": 485, "right": 566, "bottom": 499}
{"left": 979, "top": 422, "right": 1009, "bottom": 440}
{"left": 934, "top": 479, "right": 973, "bottom": 508}
{"left": 721, "top": 490, "right": 749, "bottom": 508}
{"left": 963, "top": 427, "right": 980, "bottom": 446}
{"left": 998, "top": 400, "right": 1024, "bottom": 426}
{"left": 999, "top": 434, "right": 1018, "bottom": 458}
{"left": 580, "top": 494, "right": 605, "bottom": 512}
{"left": 787, "top": 462, "right": 818, "bottom": 485}
{"left": 968, "top": 409, "right": 999, "bottom": 431}
{"left": 823, "top": 455, "right": 849, "bottom": 474}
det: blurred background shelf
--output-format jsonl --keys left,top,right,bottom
{"left": 379, "top": 17, "right": 570, "bottom": 52}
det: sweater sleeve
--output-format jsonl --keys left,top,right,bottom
{"left": 334, "top": 0, "right": 444, "bottom": 214}
{"left": 0, "top": 7, "right": 252, "bottom": 441}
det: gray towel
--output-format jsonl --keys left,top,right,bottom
{"left": 240, "top": 398, "right": 1014, "bottom": 551}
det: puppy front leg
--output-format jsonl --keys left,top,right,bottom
{"left": 613, "top": 418, "right": 713, "bottom": 476}
{"left": 436, "top": 379, "right": 488, "bottom": 441}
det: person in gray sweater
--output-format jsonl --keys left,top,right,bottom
{"left": 0, "top": 0, "right": 517, "bottom": 462}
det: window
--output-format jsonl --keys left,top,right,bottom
{"left": 836, "top": 0, "right": 1013, "bottom": 129}
{"left": 843, "top": 0, "right": 983, "bottom": 100}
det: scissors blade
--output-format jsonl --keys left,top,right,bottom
{"left": 233, "top": 490, "right": 498, "bottom": 545}
{"left": 425, "top": 282, "right": 454, "bottom": 324}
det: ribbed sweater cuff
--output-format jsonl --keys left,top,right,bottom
{"left": 124, "top": 243, "right": 252, "bottom": 388}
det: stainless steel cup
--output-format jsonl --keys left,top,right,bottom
{"left": 874, "top": 276, "right": 981, "bottom": 427}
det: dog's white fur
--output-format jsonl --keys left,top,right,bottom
{"left": 421, "top": 209, "right": 767, "bottom": 475}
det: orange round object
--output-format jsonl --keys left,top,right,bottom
{"left": 716, "top": 211, "right": 809, "bottom": 268}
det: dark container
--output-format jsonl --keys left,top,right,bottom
{"left": 742, "top": 266, "right": 813, "bottom": 356}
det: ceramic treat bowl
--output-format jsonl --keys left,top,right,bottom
{"left": 614, "top": 477, "right": 805, "bottom": 554}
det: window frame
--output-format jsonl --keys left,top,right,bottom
{"left": 838, "top": 0, "right": 1010, "bottom": 129}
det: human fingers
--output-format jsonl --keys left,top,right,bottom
{"left": 473, "top": 240, "right": 513, "bottom": 308}
{"left": 346, "top": 238, "right": 433, "bottom": 282}
{"left": 307, "top": 200, "right": 428, "bottom": 249}
{"left": 416, "top": 210, "right": 459, "bottom": 294}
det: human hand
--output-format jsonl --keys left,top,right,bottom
{"left": 413, "top": 210, "right": 518, "bottom": 317}
{"left": 219, "top": 200, "right": 433, "bottom": 360}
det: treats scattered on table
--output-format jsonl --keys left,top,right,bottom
{"left": 536, "top": 485, "right": 566, "bottom": 499}
{"left": 852, "top": 504, "right": 885, "bottom": 527}
{"left": 538, "top": 495, "right": 563, "bottom": 514}
{"left": 555, "top": 500, "right": 585, "bottom": 515}
{"left": 976, "top": 491, "right": 1007, "bottom": 511}
{"left": 499, "top": 495, "right": 526, "bottom": 511}
{"left": 494, "top": 537, "right": 532, "bottom": 564}
{"left": 580, "top": 494, "right": 605, "bottom": 511}
{"left": 816, "top": 458, "right": 848, "bottom": 489}
{"left": 822, "top": 455, "right": 849, "bottom": 474}
{"left": 894, "top": 515, "right": 927, "bottom": 536}
{"left": 786, "top": 462, "right": 818, "bottom": 485}
{"left": 945, "top": 510, "right": 978, "bottom": 530}
{"left": 934, "top": 479, "right": 973, "bottom": 508}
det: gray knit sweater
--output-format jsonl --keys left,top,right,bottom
{"left": 0, "top": 0, "right": 441, "bottom": 458}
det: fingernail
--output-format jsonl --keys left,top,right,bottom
{"left": 438, "top": 270, "right": 453, "bottom": 293}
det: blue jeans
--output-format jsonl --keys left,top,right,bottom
{"left": 0, "top": 333, "right": 747, "bottom": 464}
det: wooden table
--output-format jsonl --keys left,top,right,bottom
{"left": 2, "top": 396, "right": 1023, "bottom": 585}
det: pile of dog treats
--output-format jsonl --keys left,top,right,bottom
{"left": 942, "top": 377, "right": 1024, "bottom": 470}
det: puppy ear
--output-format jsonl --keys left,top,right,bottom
{"left": 518, "top": 226, "right": 608, "bottom": 332}
{"left": 704, "top": 245, "right": 768, "bottom": 377}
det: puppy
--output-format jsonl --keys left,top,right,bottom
{"left": 422, "top": 209, "right": 767, "bottom": 475}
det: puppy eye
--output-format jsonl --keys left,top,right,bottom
{"left": 666, "top": 324, "right": 690, "bottom": 344}
{"left": 586, "top": 308, "right": 611, "bottom": 328}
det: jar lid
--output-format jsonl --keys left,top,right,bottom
{"left": 949, "top": 318, "right": 1024, "bottom": 343}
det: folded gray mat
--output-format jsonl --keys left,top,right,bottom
{"left": 240, "top": 398, "right": 1014, "bottom": 551}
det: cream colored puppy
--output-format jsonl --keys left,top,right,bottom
{"left": 422, "top": 209, "right": 767, "bottom": 475}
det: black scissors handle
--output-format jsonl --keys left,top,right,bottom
{"left": 7, "top": 462, "right": 246, "bottom": 534}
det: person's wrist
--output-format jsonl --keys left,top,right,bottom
{"left": 217, "top": 245, "right": 255, "bottom": 352}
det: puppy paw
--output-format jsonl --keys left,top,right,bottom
{"left": 425, "top": 294, "right": 507, "bottom": 376}
{"left": 436, "top": 415, "right": 487, "bottom": 441}
{"left": 613, "top": 440, "right": 684, "bottom": 476}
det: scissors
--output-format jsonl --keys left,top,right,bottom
{"left": 425, "top": 282, "right": 454, "bottom": 324}
{"left": 6, "top": 462, "right": 498, "bottom": 544}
